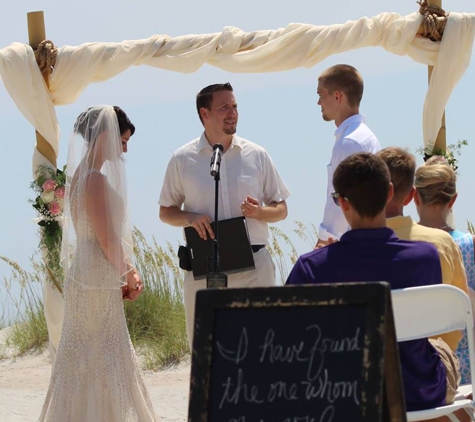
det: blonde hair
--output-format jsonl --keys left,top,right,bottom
{"left": 414, "top": 164, "right": 457, "bottom": 205}
{"left": 376, "top": 147, "right": 415, "bottom": 202}
{"left": 425, "top": 155, "right": 449, "bottom": 166}
{"left": 318, "top": 64, "right": 363, "bottom": 108}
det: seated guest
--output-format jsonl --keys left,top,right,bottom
{"left": 415, "top": 160, "right": 474, "bottom": 384}
{"left": 377, "top": 147, "right": 468, "bottom": 354}
{"left": 286, "top": 152, "right": 459, "bottom": 412}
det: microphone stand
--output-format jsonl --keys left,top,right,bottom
{"left": 206, "top": 154, "right": 228, "bottom": 288}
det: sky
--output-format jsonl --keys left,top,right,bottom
{"left": 0, "top": 0, "right": 474, "bottom": 315}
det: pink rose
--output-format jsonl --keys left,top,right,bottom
{"left": 49, "top": 201, "right": 62, "bottom": 216}
{"left": 42, "top": 179, "right": 56, "bottom": 193}
{"left": 54, "top": 186, "right": 65, "bottom": 199}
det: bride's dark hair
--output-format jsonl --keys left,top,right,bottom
{"left": 74, "top": 106, "right": 135, "bottom": 144}
{"left": 113, "top": 106, "right": 135, "bottom": 136}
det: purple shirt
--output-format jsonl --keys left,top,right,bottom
{"left": 286, "top": 227, "right": 446, "bottom": 412}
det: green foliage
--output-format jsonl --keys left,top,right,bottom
{"left": 6, "top": 307, "right": 48, "bottom": 355}
{"left": 30, "top": 164, "right": 67, "bottom": 293}
{"left": 31, "top": 165, "right": 67, "bottom": 192}
{"left": 417, "top": 140, "right": 468, "bottom": 173}
{"left": 125, "top": 228, "right": 188, "bottom": 369}
{"left": 0, "top": 228, "right": 188, "bottom": 369}
{"left": 0, "top": 256, "right": 49, "bottom": 355}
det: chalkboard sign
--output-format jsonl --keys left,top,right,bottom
{"left": 188, "top": 282, "right": 406, "bottom": 422}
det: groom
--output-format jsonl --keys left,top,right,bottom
{"left": 315, "top": 64, "right": 380, "bottom": 247}
{"left": 158, "top": 82, "right": 290, "bottom": 348}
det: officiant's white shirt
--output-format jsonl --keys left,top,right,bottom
{"left": 318, "top": 114, "right": 381, "bottom": 241}
{"left": 159, "top": 133, "right": 290, "bottom": 245}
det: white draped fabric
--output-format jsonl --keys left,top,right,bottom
{"left": 1, "top": 11, "right": 475, "bottom": 158}
{"left": 0, "top": 10, "right": 474, "bottom": 354}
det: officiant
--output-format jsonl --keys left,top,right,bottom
{"left": 158, "top": 82, "right": 290, "bottom": 348}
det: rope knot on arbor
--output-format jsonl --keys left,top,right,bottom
{"left": 34, "top": 39, "right": 58, "bottom": 75}
{"left": 418, "top": 0, "right": 449, "bottom": 42}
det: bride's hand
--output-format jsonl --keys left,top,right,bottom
{"left": 122, "top": 271, "right": 143, "bottom": 301}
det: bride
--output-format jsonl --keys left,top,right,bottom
{"left": 38, "top": 105, "right": 158, "bottom": 421}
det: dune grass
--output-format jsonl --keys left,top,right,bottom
{"left": 0, "top": 256, "right": 49, "bottom": 355}
{"left": 126, "top": 228, "right": 188, "bottom": 369}
{"left": 268, "top": 220, "right": 318, "bottom": 284}
{"left": 0, "top": 222, "right": 311, "bottom": 367}
{"left": 1, "top": 218, "right": 473, "bottom": 366}
{"left": 0, "top": 228, "right": 189, "bottom": 368}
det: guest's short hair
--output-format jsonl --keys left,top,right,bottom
{"left": 333, "top": 152, "right": 390, "bottom": 218}
{"left": 376, "top": 147, "right": 415, "bottom": 202}
{"left": 415, "top": 164, "right": 457, "bottom": 205}
{"left": 318, "top": 64, "right": 364, "bottom": 108}
{"left": 196, "top": 83, "right": 233, "bottom": 124}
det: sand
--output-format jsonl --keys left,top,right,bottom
{"left": 0, "top": 327, "right": 190, "bottom": 422}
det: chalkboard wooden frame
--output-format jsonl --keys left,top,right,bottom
{"left": 188, "top": 282, "right": 406, "bottom": 422}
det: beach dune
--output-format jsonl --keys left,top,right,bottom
{"left": 0, "top": 328, "right": 190, "bottom": 422}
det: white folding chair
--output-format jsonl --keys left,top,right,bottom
{"left": 391, "top": 285, "right": 475, "bottom": 422}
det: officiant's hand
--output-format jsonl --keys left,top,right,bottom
{"left": 189, "top": 214, "right": 214, "bottom": 240}
{"left": 241, "top": 196, "right": 261, "bottom": 219}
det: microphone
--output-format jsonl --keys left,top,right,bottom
{"left": 210, "top": 144, "right": 224, "bottom": 177}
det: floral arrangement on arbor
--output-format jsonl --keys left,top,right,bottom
{"left": 419, "top": 140, "right": 468, "bottom": 173}
{"left": 31, "top": 165, "right": 67, "bottom": 292}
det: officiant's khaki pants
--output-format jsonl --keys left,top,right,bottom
{"left": 183, "top": 247, "right": 277, "bottom": 350}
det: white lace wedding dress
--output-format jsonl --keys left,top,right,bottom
{"left": 38, "top": 172, "right": 158, "bottom": 422}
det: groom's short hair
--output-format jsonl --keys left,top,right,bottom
{"left": 196, "top": 83, "right": 233, "bottom": 125}
{"left": 318, "top": 64, "right": 363, "bottom": 108}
